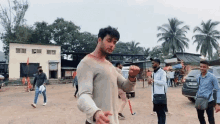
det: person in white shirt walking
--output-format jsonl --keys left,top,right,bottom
{"left": 148, "top": 58, "right": 167, "bottom": 124}
{"left": 166, "top": 71, "right": 171, "bottom": 87}
{"left": 169, "top": 70, "right": 175, "bottom": 87}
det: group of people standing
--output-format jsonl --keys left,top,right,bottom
{"left": 29, "top": 26, "right": 220, "bottom": 124}
{"left": 147, "top": 58, "right": 220, "bottom": 124}
{"left": 147, "top": 67, "right": 183, "bottom": 88}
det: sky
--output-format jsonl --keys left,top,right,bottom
{"left": 1, "top": 0, "right": 220, "bottom": 55}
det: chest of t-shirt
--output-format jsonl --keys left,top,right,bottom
{"left": 93, "top": 63, "right": 118, "bottom": 90}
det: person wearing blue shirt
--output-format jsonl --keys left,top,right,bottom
{"left": 196, "top": 60, "right": 220, "bottom": 124}
{"left": 73, "top": 75, "right": 78, "bottom": 98}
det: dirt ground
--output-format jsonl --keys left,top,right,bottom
{"left": 0, "top": 81, "right": 220, "bottom": 124}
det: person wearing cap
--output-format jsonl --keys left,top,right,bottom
{"left": 148, "top": 58, "right": 167, "bottom": 124}
{"left": 196, "top": 60, "right": 220, "bottom": 124}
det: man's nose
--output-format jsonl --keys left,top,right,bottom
{"left": 109, "top": 43, "right": 115, "bottom": 48}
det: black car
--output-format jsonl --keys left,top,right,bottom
{"left": 182, "top": 67, "right": 220, "bottom": 102}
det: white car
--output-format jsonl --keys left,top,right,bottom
{"left": 0, "top": 75, "right": 4, "bottom": 80}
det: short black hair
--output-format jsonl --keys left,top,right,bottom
{"left": 38, "top": 66, "right": 42, "bottom": 69}
{"left": 200, "top": 60, "right": 209, "bottom": 66}
{"left": 150, "top": 58, "right": 160, "bottom": 65}
{"left": 116, "top": 62, "right": 121, "bottom": 67}
{"left": 98, "top": 26, "right": 120, "bottom": 41}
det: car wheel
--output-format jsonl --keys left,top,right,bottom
{"left": 188, "top": 97, "right": 195, "bottom": 102}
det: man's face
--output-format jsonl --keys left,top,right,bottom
{"left": 152, "top": 61, "right": 158, "bottom": 69}
{"left": 38, "top": 67, "right": 42, "bottom": 73}
{"left": 99, "top": 34, "right": 118, "bottom": 55}
{"left": 119, "top": 64, "right": 123, "bottom": 69}
{"left": 200, "top": 63, "right": 209, "bottom": 73}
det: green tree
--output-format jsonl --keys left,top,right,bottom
{"left": 50, "top": 18, "right": 81, "bottom": 53}
{"left": 126, "top": 41, "right": 143, "bottom": 55}
{"left": 157, "top": 18, "right": 190, "bottom": 55}
{"left": 192, "top": 20, "right": 220, "bottom": 60}
{"left": 142, "top": 47, "right": 151, "bottom": 58}
{"left": 73, "top": 31, "right": 97, "bottom": 52}
{"left": 0, "top": 0, "right": 29, "bottom": 60}
{"left": 30, "top": 21, "right": 52, "bottom": 44}
{"left": 113, "top": 41, "right": 129, "bottom": 54}
{"left": 149, "top": 45, "right": 167, "bottom": 61}
{"left": 210, "top": 51, "right": 219, "bottom": 60}
{"left": 15, "top": 25, "right": 33, "bottom": 42}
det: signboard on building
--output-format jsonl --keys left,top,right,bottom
{"left": 164, "top": 58, "right": 178, "bottom": 63}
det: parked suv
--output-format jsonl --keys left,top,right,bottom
{"left": 182, "top": 66, "right": 220, "bottom": 102}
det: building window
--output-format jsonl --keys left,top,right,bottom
{"left": 32, "top": 49, "right": 42, "bottom": 54}
{"left": 16, "top": 48, "right": 20, "bottom": 53}
{"left": 47, "top": 50, "right": 56, "bottom": 55}
{"left": 16, "top": 48, "right": 26, "bottom": 53}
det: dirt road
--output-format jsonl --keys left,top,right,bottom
{"left": 0, "top": 82, "right": 220, "bottom": 124}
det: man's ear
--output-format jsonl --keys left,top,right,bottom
{"left": 98, "top": 37, "right": 102, "bottom": 43}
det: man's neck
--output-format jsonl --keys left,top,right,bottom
{"left": 201, "top": 71, "right": 207, "bottom": 77}
{"left": 154, "top": 66, "right": 160, "bottom": 72}
{"left": 154, "top": 66, "right": 160, "bottom": 70}
{"left": 91, "top": 48, "right": 107, "bottom": 60}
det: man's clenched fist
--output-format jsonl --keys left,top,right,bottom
{"left": 129, "top": 65, "right": 140, "bottom": 77}
{"left": 94, "top": 110, "right": 112, "bottom": 124}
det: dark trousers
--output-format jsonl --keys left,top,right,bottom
{"left": 170, "top": 78, "right": 174, "bottom": 86}
{"left": 196, "top": 101, "right": 215, "bottom": 124}
{"left": 154, "top": 104, "right": 166, "bottom": 124}
{"left": 165, "top": 104, "right": 168, "bottom": 112}
{"left": 74, "top": 85, "right": 78, "bottom": 96}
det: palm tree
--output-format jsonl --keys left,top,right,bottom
{"left": 192, "top": 20, "right": 220, "bottom": 60}
{"left": 149, "top": 45, "right": 164, "bottom": 61}
{"left": 143, "top": 47, "right": 150, "bottom": 58}
{"left": 157, "top": 18, "right": 190, "bottom": 55}
{"left": 126, "top": 41, "right": 142, "bottom": 55}
{"left": 113, "top": 41, "right": 130, "bottom": 54}
{"left": 210, "top": 51, "right": 219, "bottom": 60}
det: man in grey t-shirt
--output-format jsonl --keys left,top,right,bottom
{"left": 77, "top": 26, "right": 140, "bottom": 124}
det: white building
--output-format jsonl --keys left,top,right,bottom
{"left": 9, "top": 42, "right": 61, "bottom": 80}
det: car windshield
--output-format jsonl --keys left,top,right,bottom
{"left": 187, "top": 70, "right": 200, "bottom": 77}
{"left": 187, "top": 69, "right": 213, "bottom": 78}
{"left": 216, "top": 69, "right": 220, "bottom": 74}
